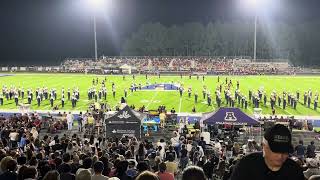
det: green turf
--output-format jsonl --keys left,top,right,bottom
{"left": 0, "top": 73, "right": 320, "bottom": 115}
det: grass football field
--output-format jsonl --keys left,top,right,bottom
{"left": 0, "top": 73, "right": 320, "bottom": 116}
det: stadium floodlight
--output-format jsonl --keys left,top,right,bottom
{"left": 89, "top": 0, "right": 104, "bottom": 9}
{"left": 243, "top": 0, "right": 261, "bottom": 62}
{"left": 254, "top": 7, "right": 257, "bottom": 62}
{"left": 246, "top": 0, "right": 257, "bottom": 8}
{"left": 94, "top": 13, "right": 98, "bottom": 61}
{"left": 87, "top": 0, "right": 106, "bottom": 61}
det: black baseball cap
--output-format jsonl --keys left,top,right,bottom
{"left": 264, "top": 124, "right": 294, "bottom": 153}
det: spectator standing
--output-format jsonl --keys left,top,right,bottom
{"left": 77, "top": 112, "right": 83, "bottom": 132}
{"left": 9, "top": 130, "right": 19, "bottom": 148}
{"left": 179, "top": 144, "right": 188, "bottom": 170}
{"left": 156, "top": 162, "right": 174, "bottom": 180}
{"left": 306, "top": 141, "right": 316, "bottom": 158}
{"left": 87, "top": 113, "right": 94, "bottom": 134}
{"left": 295, "top": 140, "right": 306, "bottom": 161}
{"left": 66, "top": 112, "right": 74, "bottom": 131}
{"left": 165, "top": 154, "right": 178, "bottom": 176}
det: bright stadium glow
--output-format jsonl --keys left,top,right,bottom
{"left": 89, "top": 0, "right": 104, "bottom": 9}
{"left": 87, "top": 0, "right": 110, "bottom": 61}
{"left": 242, "top": 0, "right": 268, "bottom": 12}
{"left": 86, "top": 0, "right": 112, "bottom": 12}
{"left": 246, "top": 0, "right": 257, "bottom": 8}
{"left": 80, "top": 0, "right": 114, "bottom": 61}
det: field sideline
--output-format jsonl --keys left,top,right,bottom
{"left": 0, "top": 73, "right": 320, "bottom": 116}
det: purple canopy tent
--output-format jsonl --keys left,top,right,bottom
{"left": 202, "top": 108, "right": 259, "bottom": 126}
{"left": 201, "top": 108, "right": 262, "bottom": 143}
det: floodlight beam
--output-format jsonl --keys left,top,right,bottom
{"left": 88, "top": 0, "right": 105, "bottom": 61}
{"left": 90, "top": 0, "right": 104, "bottom": 9}
{"left": 244, "top": 0, "right": 258, "bottom": 61}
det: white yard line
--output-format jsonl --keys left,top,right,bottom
{"left": 179, "top": 97, "right": 182, "bottom": 113}
{"left": 283, "top": 108, "right": 293, "bottom": 115}
{"left": 146, "top": 91, "right": 159, "bottom": 109}
{"left": 247, "top": 107, "right": 253, "bottom": 113}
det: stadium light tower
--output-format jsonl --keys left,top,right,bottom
{"left": 253, "top": 0, "right": 257, "bottom": 62}
{"left": 245, "top": 0, "right": 258, "bottom": 61}
{"left": 88, "top": 0, "right": 104, "bottom": 61}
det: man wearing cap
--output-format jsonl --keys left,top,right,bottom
{"left": 230, "top": 124, "right": 304, "bottom": 180}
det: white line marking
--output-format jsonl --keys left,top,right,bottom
{"left": 179, "top": 97, "right": 182, "bottom": 113}
{"left": 146, "top": 91, "right": 159, "bottom": 109}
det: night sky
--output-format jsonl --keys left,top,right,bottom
{"left": 0, "top": 0, "right": 320, "bottom": 66}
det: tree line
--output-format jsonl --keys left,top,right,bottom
{"left": 121, "top": 21, "right": 320, "bottom": 67}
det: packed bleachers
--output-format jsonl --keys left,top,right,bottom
{"left": 0, "top": 56, "right": 296, "bottom": 75}
{"left": 60, "top": 56, "right": 294, "bottom": 75}
{"left": 150, "top": 57, "right": 171, "bottom": 71}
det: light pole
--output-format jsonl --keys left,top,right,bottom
{"left": 245, "top": 0, "right": 258, "bottom": 61}
{"left": 254, "top": 12, "right": 257, "bottom": 61}
{"left": 90, "top": 0, "right": 104, "bottom": 61}
{"left": 94, "top": 14, "right": 98, "bottom": 61}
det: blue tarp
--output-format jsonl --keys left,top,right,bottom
{"left": 141, "top": 83, "right": 178, "bottom": 90}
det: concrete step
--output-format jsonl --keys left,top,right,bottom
{"left": 291, "top": 130, "right": 320, "bottom": 151}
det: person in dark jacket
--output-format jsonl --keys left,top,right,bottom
{"left": 306, "top": 141, "right": 316, "bottom": 158}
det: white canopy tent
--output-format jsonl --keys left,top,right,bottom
{"left": 119, "top": 64, "right": 132, "bottom": 74}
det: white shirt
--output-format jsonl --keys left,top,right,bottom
{"left": 201, "top": 132, "right": 210, "bottom": 144}
{"left": 242, "top": 144, "right": 247, "bottom": 154}
{"left": 83, "top": 115, "right": 88, "bottom": 125}
{"left": 198, "top": 145, "right": 204, "bottom": 158}
{"left": 157, "top": 142, "right": 166, "bottom": 160}
{"left": 92, "top": 174, "right": 108, "bottom": 180}
{"left": 157, "top": 142, "right": 166, "bottom": 152}
{"left": 170, "top": 136, "right": 180, "bottom": 147}
{"left": 49, "top": 140, "right": 56, "bottom": 146}
{"left": 186, "top": 144, "right": 192, "bottom": 152}
{"left": 214, "top": 142, "right": 222, "bottom": 152}
{"left": 31, "top": 130, "right": 38, "bottom": 140}
{"left": 9, "top": 132, "right": 19, "bottom": 141}
{"left": 66, "top": 114, "right": 74, "bottom": 123}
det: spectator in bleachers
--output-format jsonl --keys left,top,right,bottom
{"left": 0, "top": 159, "right": 17, "bottom": 180}
{"left": 295, "top": 140, "right": 306, "bottom": 161}
{"left": 156, "top": 162, "right": 174, "bottom": 180}
{"left": 165, "top": 154, "right": 178, "bottom": 177}
{"left": 230, "top": 124, "right": 304, "bottom": 180}
{"left": 92, "top": 161, "right": 108, "bottom": 180}
{"left": 136, "top": 171, "right": 159, "bottom": 180}
{"left": 61, "top": 57, "right": 294, "bottom": 75}
{"left": 303, "top": 158, "right": 320, "bottom": 180}
{"left": 76, "top": 169, "right": 91, "bottom": 180}
{"left": 182, "top": 166, "right": 206, "bottom": 180}
{"left": 42, "top": 170, "right": 60, "bottom": 180}
{"left": 306, "top": 141, "right": 316, "bottom": 158}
